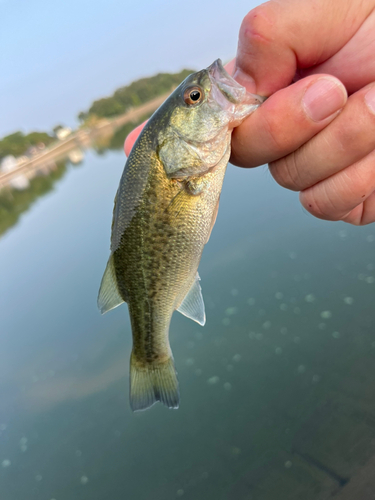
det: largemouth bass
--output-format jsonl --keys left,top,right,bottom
{"left": 98, "top": 59, "right": 263, "bottom": 411}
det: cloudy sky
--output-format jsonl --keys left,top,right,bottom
{"left": 0, "top": 0, "right": 260, "bottom": 137}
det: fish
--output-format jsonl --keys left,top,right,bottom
{"left": 98, "top": 59, "right": 264, "bottom": 411}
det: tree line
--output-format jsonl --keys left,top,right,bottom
{"left": 78, "top": 68, "right": 193, "bottom": 121}
{"left": 0, "top": 131, "right": 55, "bottom": 162}
{"left": 0, "top": 68, "right": 194, "bottom": 162}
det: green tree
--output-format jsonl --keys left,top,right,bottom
{"left": 81, "top": 68, "right": 194, "bottom": 122}
{"left": 0, "top": 131, "right": 55, "bottom": 161}
{"left": 78, "top": 111, "right": 88, "bottom": 123}
{"left": 53, "top": 125, "right": 64, "bottom": 135}
{"left": 88, "top": 97, "right": 124, "bottom": 118}
{"left": 0, "top": 161, "right": 67, "bottom": 237}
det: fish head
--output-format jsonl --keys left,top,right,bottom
{"left": 158, "top": 59, "right": 264, "bottom": 178}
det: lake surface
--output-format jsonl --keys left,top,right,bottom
{"left": 1, "top": 148, "right": 375, "bottom": 500}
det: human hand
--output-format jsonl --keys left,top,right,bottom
{"left": 124, "top": 122, "right": 147, "bottom": 157}
{"left": 125, "top": 0, "right": 375, "bottom": 225}
{"left": 231, "top": 0, "right": 375, "bottom": 225}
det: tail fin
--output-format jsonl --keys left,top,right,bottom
{"left": 129, "top": 353, "right": 179, "bottom": 412}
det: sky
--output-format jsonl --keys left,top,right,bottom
{"left": 0, "top": 0, "right": 260, "bottom": 137}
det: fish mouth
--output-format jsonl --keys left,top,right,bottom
{"left": 208, "top": 59, "right": 265, "bottom": 106}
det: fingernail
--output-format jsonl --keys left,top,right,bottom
{"left": 365, "top": 86, "right": 375, "bottom": 114}
{"left": 303, "top": 78, "right": 347, "bottom": 122}
{"left": 232, "top": 68, "right": 256, "bottom": 93}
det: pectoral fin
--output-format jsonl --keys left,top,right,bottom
{"left": 177, "top": 273, "right": 206, "bottom": 326}
{"left": 97, "top": 255, "right": 125, "bottom": 314}
{"left": 206, "top": 198, "right": 219, "bottom": 244}
{"left": 166, "top": 189, "right": 188, "bottom": 219}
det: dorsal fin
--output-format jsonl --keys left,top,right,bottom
{"left": 177, "top": 273, "right": 206, "bottom": 326}
{"left": 97, "top": 255, "right": 125, "bottom": 314}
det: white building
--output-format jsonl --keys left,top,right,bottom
{"left": 68, "top": 148, "right": 84, "bottom": 164}
{"left": 10, "top": 174, "right": 29, "bottom": 190}
{"left": 56, "top": 127, "right": 72, "bottom": 140}
{"left": 0, "top": 155, "right": 17, "bottom": 173}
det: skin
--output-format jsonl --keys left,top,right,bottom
{"left": 125, "top": 0, "right": 375, "bottom": 225}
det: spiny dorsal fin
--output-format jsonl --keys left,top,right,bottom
{"left": 97, "top": 254, "right": 125, "bottom": 314}
{"left": 177, "top": 273, "right": 206, "bottom": 326}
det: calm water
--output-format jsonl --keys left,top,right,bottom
{"left": 1, "top": 149, "right": 375, "bottom": 500}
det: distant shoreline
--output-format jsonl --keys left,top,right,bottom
{"left": 0, "top": 89, "right": 173, "bottom": 191}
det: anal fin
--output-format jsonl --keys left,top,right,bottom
{"left": 97, "top": 254, "right": 125, "bottom": 314}
{"left": 177, "top": 273, "right": 206, "bottom": 326}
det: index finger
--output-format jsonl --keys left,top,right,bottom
{"left": 124, "top": 121, "right": 147, "bottom": 157}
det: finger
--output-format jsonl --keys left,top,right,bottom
{"left": 230, "top": 75, "right": 347, "bottom": 168}
{"left": 300, "top": 149, "right": 375, "bottom": 222}
{"left": 124, "top": 121, "right": 147, "bottom": 157}
{"left": 234, "top": 0, "right": 373, "bottom": 95}
{"left": 342, "top": 191, "right": 375, "bottom": 226}
{"left": 298, "top": 10, "right": 375, "bottom": 94}
{"left": 269, "top": 84, "right": 375, "bottom": 191}
{"left": 224, "top": 58, "right": 236, "bottom": 75}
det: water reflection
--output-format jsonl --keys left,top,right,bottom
{"left": 1, "top": 146, "right": 375, "bottom": 499}
{"left": 0, "top": 161, "right": 67, "bottom": 238}
{"left": 0, "top": 116, "right": 147, "bottom": 240}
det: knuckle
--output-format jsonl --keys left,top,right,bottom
{"left": 361, "top": 191, "right": 375, "bottom": 225}
{"left": 301, "top": 185, "right": 341, "bottom": 221}
{"left": 334, "top": 90, "right": 375, "bottom": 156}
{"left": 269, "top": 152, "right": 303, "bottom": 191}
{"left": 334, "top": 121, "right": 365, "bottom": 155}
{"left": 262, "top": 110, "right": 299, "bottom": 156}
{"left": 240, "top": 4, "right": 276, "bottom": 47}
{"left": 262, "top": 113, "right": 285, "bottom": 151}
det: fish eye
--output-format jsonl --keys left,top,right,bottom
{"left": 183, "top": 86, "right": 204, "bottom": 106}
